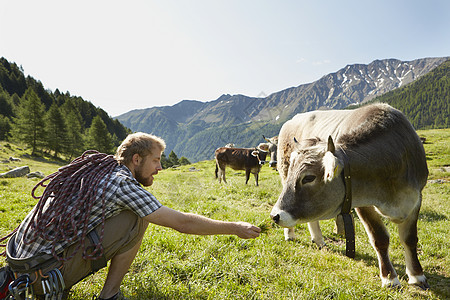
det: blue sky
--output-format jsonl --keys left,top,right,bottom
{"left": 1, "top": 0, "right": 449, "bottom": 116}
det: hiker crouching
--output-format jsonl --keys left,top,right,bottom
{"left": 2, "top": 132, "right": 260, "bottom": 300}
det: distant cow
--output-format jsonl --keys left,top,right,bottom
{"left": 215, "top": 147, "right": 268, "bottom": 186}
{"left": 258, "top": 135, "right": 278, "bottom": 169}
{"left": 224, "top": 143, "right": 235, "bottom": 148}
{"left": 270, "top": 103, "right": 429, "bottom": 289}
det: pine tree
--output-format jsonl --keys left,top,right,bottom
{"left": 0, "top": 90, "right": 13, "bottom": 140}
{"left": 45, "top": 103, "right": 68, "bottom": 158}
{"left": 0, "top": 115, "right": 10, "bottom": 140}
{"left": 179, "top": 156, "right": 191, "bottom": 165}
{"left": 168, "top": 150, "right": 179, "bottom": 166}
{"left": 0, "top": 90, "right": 13, "bottom": 117}
{"left": 62, "top": 101, "right": 85, "bottom": 160}
{"left": 86, "top": 115, "right": 114, "bottom": 154}
{"left": 161, "top": 152, "right": 169, "bottom": 169}
{"left": 10, "top": 94, "right": 20, "bottom": 106}
{"left": 11, "top": 88, "right": 46, "bottom": 155}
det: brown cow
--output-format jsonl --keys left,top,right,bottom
{"left": 270, "top": 103, "right": 429, "bottom": 289}
{"left": 215, "top": 147, "right": 268, "bottom": 186}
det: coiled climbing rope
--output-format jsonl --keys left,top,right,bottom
{"left": 1, "top": 150, "right": 118, "bottom": 262}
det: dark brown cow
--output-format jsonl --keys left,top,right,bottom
{"left": 215, "top": 147, "right": 268, "bottom": 186}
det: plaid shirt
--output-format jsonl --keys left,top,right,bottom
{"left": 12, "top": 164, "right": 162, "bottom": 258}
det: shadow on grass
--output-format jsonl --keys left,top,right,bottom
{"left": 317, "top": 235, "right": 450, "bottom": 299}
{"left": 419, "top": 209, "right": 448, "bottom": 222}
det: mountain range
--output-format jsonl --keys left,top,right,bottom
{"left": 116, "top": 57, "right": 449, "bottom": 162}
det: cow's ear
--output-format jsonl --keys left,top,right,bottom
{"left": 251, "top": 150, "right": 258, "bottom": 157}
{"left": 323, "top": 149, "right": 339, "bottom": 182}
{"left": 324, "top": 136, "right": 340, "bottom": 182}
{"left": 292, "top": 137, "right": 301, "bottom": 152}
{"left": 327, "top": 136, "right": 335, "bottom": 154}
{"left": 257, "top": 143, "right": 269, "bottom": 151}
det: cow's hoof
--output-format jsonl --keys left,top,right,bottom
{"left": 284, "top": 228, "right": 296, "bottom": 241}
{"left": 412, "top": 281, "right": 430, "bottom": 290}
{"left": 284, "top": 234, "right": 296, "bottom": 241}
{"left": 311, "top": 241, "right": 326, "bottom": 250}
{"left": 311, "top": 239, "right": 326, "bottom": 249}
{"left": 381, "top": 277, "right": 401, "bottom": 289}
{"left": 409, "top": 275, "right": 430, "bottom": 290}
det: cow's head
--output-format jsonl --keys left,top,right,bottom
{"left": 270, "top": 136, "right": 345, "bottom": 227}
{"left": 260, "top": 135, "right": 278, "bottom": 169}
{"left": 252, "top": 148, "right": 268, "bottom": 165}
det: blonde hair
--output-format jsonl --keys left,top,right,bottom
{"left": 115, "top": 132, "right": 166, "bottom": 165}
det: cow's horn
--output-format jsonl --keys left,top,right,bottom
{"left": 327, "top": 136, "right": 335, "bottom": 153}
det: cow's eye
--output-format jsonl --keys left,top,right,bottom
{"left": 302, "top": 175, "right": 316, "bottom": 184}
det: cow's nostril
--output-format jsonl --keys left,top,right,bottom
{"left": 271, "top": 214, "right": 280, "bottom": 224}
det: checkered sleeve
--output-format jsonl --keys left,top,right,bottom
{"left": 115, "top": 176, "right": 162, "bottom": 218}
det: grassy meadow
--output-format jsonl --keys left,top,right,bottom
{"left": 0, "top": 129, "right": 449, "bottom": 299}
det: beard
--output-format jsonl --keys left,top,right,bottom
{"left": 134, "top": 167, "right": 153, "bottom": 186}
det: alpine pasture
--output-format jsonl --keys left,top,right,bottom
{"left": 0, "top": 129, "right": 449, "bottom": 300}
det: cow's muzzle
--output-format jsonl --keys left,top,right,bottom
{"left": 270, "top": 207, "right": 297, "bottom": 228}
{"left": 271, "top": 213, "right": 280, "bottom": 224}
{"left": 269, "top": 160, "right": 277, "bottom": 168}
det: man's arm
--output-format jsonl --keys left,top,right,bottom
{"left": 143, "top": 206, "right": 261, "bottom": 239}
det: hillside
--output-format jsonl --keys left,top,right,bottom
{"left": 365, "top": 59, "right": 450, "bottom": 129}
{"left": 117, "top": 57, "right": 449, "bottom": 162}
{"left": 0, "top": 57, "right": 130, "bottom": 145}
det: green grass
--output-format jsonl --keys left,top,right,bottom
{"left": 1, "top": 129, "right": 449, "bottom": 299}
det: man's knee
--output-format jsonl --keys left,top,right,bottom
{"left": 61, "top": 210, "right": 146, "bottom": 288}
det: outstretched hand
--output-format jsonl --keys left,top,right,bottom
{"left": 146, "top": 207, "right": 262, "bottom": 238}
{"left": 234, "top": 222, "right": 261, "bottom": 239}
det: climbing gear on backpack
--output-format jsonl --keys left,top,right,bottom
{"left": 3, "top": 268, "right": 66, "bottom": 300}
{"left": 40, "top": 268, "right": 65, "bottom": 300}
{"left": 8, "top": 274, "right": 32, "bottom": 299}
{"left": 4, "top": 232, "right": 67, "bottom": 300}
{"left": 0, "top": 266, "right": 14, "bottom": 299}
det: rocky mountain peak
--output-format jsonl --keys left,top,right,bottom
{"left": 116, "top": 56, "right": 449, "bottom": 162}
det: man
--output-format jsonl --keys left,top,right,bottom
{"left": 4, "top": 132, "right": 261, "bottom": 300}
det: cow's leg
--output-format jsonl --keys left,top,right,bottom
{"left": 221, "top": 167, "right": 227, "bottom": 184}
{"left": 334, "top": 215, "right": 346, "bottom": 236}
{"left": 216, "top": 167, "right": 222, "bottom": 183}
{"left": 217, "top": 165, "right": 227, "bottom": 184}
{"left": 397, "top": 199, "right": 429, "bottom": 289}
{"left": 307, "top": 221, "right": 326, "bottom": 248}
{"left": 254, "top": 172, "right": 259, "bottom": 186}
{"left": 245, "top": 169, "right": 251, "bottom": 184}
{"left": 284, "top": 227, "right": 296, "bottom": 240}
{"left": 355, "top": 206, "right": 400, "bottom": 287}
